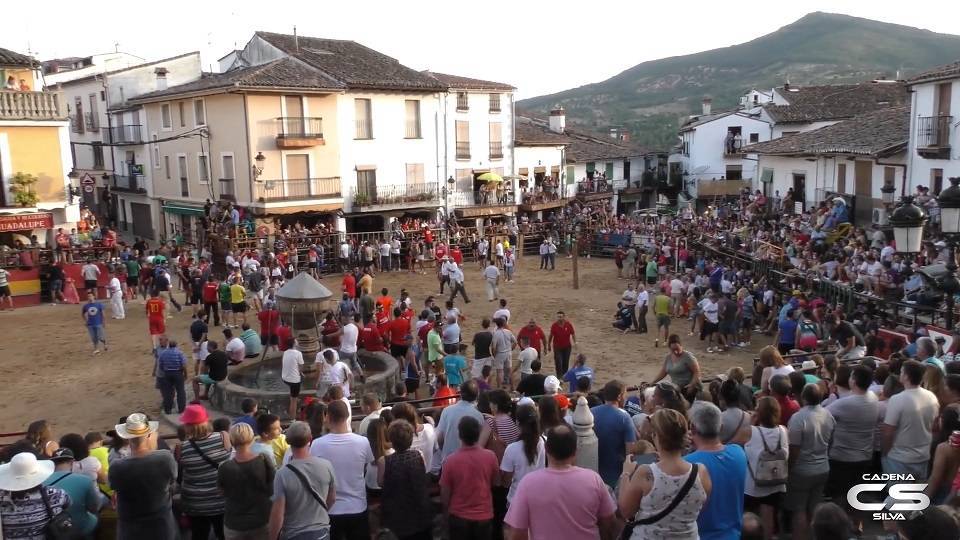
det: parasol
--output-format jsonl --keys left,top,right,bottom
{"left": 477, "top": 172, "right": 503, "bottom": 183}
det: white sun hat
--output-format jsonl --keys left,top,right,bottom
{"left": 0, "top": 452, "right": 55, "bottom": 491}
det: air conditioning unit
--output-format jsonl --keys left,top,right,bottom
{"left": 872, "top": 207, "right": 888, "bottom": 226}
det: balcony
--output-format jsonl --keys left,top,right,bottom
{"left": 456, "top": 94, "right": 469, "bottom": 112}
{"left": 255, "top": 177, "right": 342, "bottom": 203}
{"left": 276, "top": 117, "right": 325, "bottom": 149}
{"left": 102, "top": 125, "right": 143, "bottom": 144}
{"left": 352, "top": 181, "right": 439, "bottom": 212}
{"left": 723, "top": 138, "right": 744, "bottom": 156}
{"left": 489, "top": 141, "right": 503, "bottom": 159}
{"left": 110, "top": 174, "right": 146, "bottom": 194}
{"left": 697, "top": 178, "right": 751, "bottom": 198}
{"left": 917, "top": 115, "right": 952, "bottom": 159}
{"left": 576, "top": 179, "right": 614, "bottom": 201}
{"left": 449, "top": 189, "right": 517, "bottom": 217}
{"left": 0, "top": 91, "right": 66, "bottom": 122}
{"left": 456, "top": 141, "right": 470, "bottom": 160}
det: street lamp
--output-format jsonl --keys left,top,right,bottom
{"left": 888, "top": 196, "right": 927, "bottom": 254}
{"left": 443, "top": 176, "right": 456, "bottom": 231}
{"left": 937, "top": 177, "right": 960, "bottom": 330}
{"left": 252, "top": 152, "right": 266, "bottom": 180}
{"left": 881, "top": 183, "right": 896, "bottom": 207}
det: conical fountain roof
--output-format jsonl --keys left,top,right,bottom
{"left": 276, "top": 273, "right": 332, "bottom": 301}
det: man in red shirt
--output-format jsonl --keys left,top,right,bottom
{"left": 770, "top": 374, "right": 800, "bottom": 426}
{"left": 376, "top": 288, "right": 393, "bottom": 316}
{"left": 440, "top": 415, "right": 500, "bottom": 537}
{"left": 435, "top": 242, "right": 447, "bottom": 266}
{"left": 547, "top": 311, "right": 576, "bottom": 378}
{"left": 276, "top": 323, "right": 294, "bottom": 351}
{"left": 517, "top": 319, "right": 546, "bottom": 355}
{"left": 257, "top": 303, "right": 281, "bottom": 352}
{"left": 320, "top": 312, "right": 341, "bottom": 348}
{"left": 451, "top": 245, "right": 463, "bottom": 266}
{"left": 145, "top": 290, "right": 166, "bottom": 349}
{"left": 342, "top": 269, "right": 356, "bottom": 306}
{"left": 359, "top": 320, "right": 386, "bottom": 352}
{"left": 201, "top": 276, "right": 220, "bottom": 326}
{"left": 54, "top": 227, "right": 71, "bottom": 263}
{"left": 385, "top": 307, "right": 412, "bottom": 362}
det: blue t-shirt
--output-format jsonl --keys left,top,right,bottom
{"left": 82, "top": 302, "right": 104, "bottom": 327}
{"left": 590, "top": 404, "right": 637, "bottom": 487}
{"left": 43, "top": 471, "right": 99, "bottom": 535}
{"left": 778, "top": 318, "right": 798, "bottom": 345}
{"left": 563, "top": 365, "right": 595, "bottom": 392}
{"left": 443, "top": 355, "right": 467, "bottom": 386}
{"left": 925, "top": 356, "right": 946, "bottom": 373}
{"left": 234, "top": 414, "right": 257, "bottom": 431}
{"left": 685, "top": 444, "right": 747, "bottom": 540}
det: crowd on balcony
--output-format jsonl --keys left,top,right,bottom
{"left": 3, "top": 76, "right": 31, "bottom": 91}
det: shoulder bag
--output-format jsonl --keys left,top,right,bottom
{"left": 286, "top": 464, "right": 328, "bottom": 512}
{"left": 39, "top": 486, "right": 75, "bottom": 540}
{"left": 189, "top": 438, "right": 222, "bottom": 471}
{"left": 722, "top": 410, "right": 748, "bottom": 444}
{"left": 484, "top": 415, "right": 507, "bottom": 463}
{"left": 619, "top": 463, "right": 700, "bottom": 540}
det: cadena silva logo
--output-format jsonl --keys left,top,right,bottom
{"left": 847, "top": 474, "right": 929, "bottom": 521}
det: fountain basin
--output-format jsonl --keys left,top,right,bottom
{"left": 210, "top": 350, "right": 400, "bottom": 419}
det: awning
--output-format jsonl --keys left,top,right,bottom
{"left": 162, "top": 204, "right": 205, "bottom": 216}
{"left": 252, "top": 203, "right": 342, "bottom": 216}
{"left": 760, "top": 168, "right": 774, "bottom": 183}
{"left": 534, "top": 166, "right": 546, "bottom": 173}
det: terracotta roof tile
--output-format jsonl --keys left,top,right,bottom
{"left": 743, "top": 106, "right": 909, "bottom": 157}
{"left": 422, "top": 71, "right": 515, "bottom": 91}
{"left": 764, "top": 82, "right": 908, "bottom": 123}
{"left": 0, "top": 47, "right": 33, "bottom": 67}
{"left": 907, "top": 60, "right": 960, "bottom": 85}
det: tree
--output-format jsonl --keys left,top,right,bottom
{"left": 10, "top": 172, "right": 40, "bottom": 207}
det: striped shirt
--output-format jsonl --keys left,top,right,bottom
{"left": 485, "top": 414, "right": 520, "bottom": 445}
{"left": 0, "top": 486, "right": 70, "bottom": 540}
{"left": 179, "top": 433, "right": 231, "bottom": 516}
{"left": 156, "top": 347, "right": 187, "bottom": 372}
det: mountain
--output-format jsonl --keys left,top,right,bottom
{"left": 518, "top": 12, "right": 960, "bottom": 150}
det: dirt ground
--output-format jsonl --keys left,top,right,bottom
{"left": 0, "top": 255, "right": 770, "bottom": 437}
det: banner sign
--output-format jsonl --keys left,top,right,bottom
{"left": 0, "top": 212, "right": 54, "bottom": 232}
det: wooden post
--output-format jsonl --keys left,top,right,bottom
{"left": 572, "top": 230, "right": 580, "bottom": 290}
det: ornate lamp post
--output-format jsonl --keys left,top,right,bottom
{"left": 881, "top": 183, "right": 896, "bottom": 207}
{"left": 889, "top": 197, "right": 927, "bottom": 255}
{"left": 937, "top": 177, "right": 960, "bottom": 330}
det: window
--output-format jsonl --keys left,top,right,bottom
{"left": 152, "top": 134, "right": 160, "bottom": 168}
{"left": 177, "top": 155, "right": 189, "bottom": 196}
{"left": 725, "top": 164, "right": 743, "bottom": 180}
{"left": 489, "top": 94, "right": 501, "bottom": 113}
{"left": 456, "top": 92, "right": 469, "bottom": 111}
{"left": 178, "top": 102, "right": 186, "bottom": 127}
{"left": 749, "top": 133, "right": 759, "bottom": 143}
{"left": 489, "top": 122, "right": 503, "bottom": 159}
{"left": 164, "top": 155, "right": 171, "bottom": 180}
{"left": 73, "top": 97, "right": 84, "bottom": 134}
{"left": 100, "top": 90, "right": 105, "bottom": 101}
{"left": 932, "top": 168, "right": 944, "bottom": 195}
{"left": 883, "top": 166, "right": 896, "bottom": 190}
{"left": 221, "top": 154, "right": 235, "bottom": 180}
{"left": 161, "top": 104, "right": 172, "bottom": 130}
{"left": 356, "top": 169, "right": 377, "bottom": 197}
{"left": 354, "top": 98, "right": 372, "bottom": 139}
{"left": 87, "top": 94, "right": 99, "bottom": 130}
{"left": 405, "top": 100, "right": 421, "bottom": 138}
{"left": 406, "top": 163, "right": 425, "bottom": 185}
{"left": 455, "top": 120, "right": 470, "bottom": 159}
{"left": 837, "top": 163, "right": 846, "bottom": 194}
{"left": 194, "top": 99, "right": 206, "bottom": 126}
{"left": 92, "top": 142, "right": 104, "bottom": 169}
{"left": 197, "top": 153, "right": 210, "bottom": 183}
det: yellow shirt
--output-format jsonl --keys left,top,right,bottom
{"left": 230, "top": 283, "right": 245, "bottom": 304}
{"left": 269, "top": 434, "right": 289, "bottom": 465}
{"left": 89, "top": 446, "right": 111, "bottom": 495}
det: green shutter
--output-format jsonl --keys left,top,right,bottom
{"left": 761, "top": 168, "right": 774, "bottom": 183}
{"left": 605, "top": 163, "right": 614, "bottom": 179}
{"left": 586, "top": 162, "right": 595, "bottom": 173}
{"left": 566, "top": 166, "right": 575, "bottom": 184}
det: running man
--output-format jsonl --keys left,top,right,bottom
{"left": 82, "top": 291, "right": 107, "bottom": 355}
{"left": 146, "top": 290, "right": 167, "bottom": 350}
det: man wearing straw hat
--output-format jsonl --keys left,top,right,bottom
{"left": 107, "top": 413, "right": 178, "bottom": 540}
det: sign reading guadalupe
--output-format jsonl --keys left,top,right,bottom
{"left": 0, "top": 212, "right": 54, "bottom": 232}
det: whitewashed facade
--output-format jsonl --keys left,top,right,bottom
{"left": 906, "top": 63, "right": 960, "bottom": 192}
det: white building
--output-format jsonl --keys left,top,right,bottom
{"left": 423, "top": 71, "right": 516, "bottom": 224}
{"left": 746, "top": 107, "right": 909, "bottom": 225}
{"left": 56, "top": 52, "right": 202, "bottom": 240}
{"left": 672, "top": 98, "right": 772, "bottom": 202}
{"left": 905, "top": 60, "right": 960, "bottom": 192}
{"left": 42, "top": 52, "right": 146, "bottom": 86}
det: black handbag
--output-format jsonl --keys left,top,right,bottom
{"left": 39, "top": 485, "right": 75, "bottom": 540}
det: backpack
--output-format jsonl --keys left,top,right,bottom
{"left": 748, "top": 426, "right": 788, "bottom": 487}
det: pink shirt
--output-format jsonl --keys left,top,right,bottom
{"left": 504, "top": 466, "right": 615, "bottom": 540}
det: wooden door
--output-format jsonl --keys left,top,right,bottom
{"left": 937, "top": 83, "right": 952, "bottom": 116}
{"left": 854, "top": 160, "right": 873, "bottom": 225}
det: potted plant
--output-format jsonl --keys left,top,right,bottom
{"left": 10, "top": 172, "right": 40, "bottom": 207}
{"left": 354, "top": 192, "right": 370, "bottom": 207}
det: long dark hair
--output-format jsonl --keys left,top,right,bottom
{"left": 515, "top": 404, "right": 541, "bottom": 466}
{"left": 538, "top": 396, "right": 564, "bottom": 431}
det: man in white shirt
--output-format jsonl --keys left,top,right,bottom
{"left": 339, "top": 241, "right": 351, "bottom": 269}
{"left": 477, "top": 238, "right": 489, "bottom": 264}
{"left": 224, "top": 328, "right": 246, "bottom": 365}
{"left": 483, "top": 263, "right": 501, "bottom": 301}
{"left": 546, "top": 241, "right": 557, "bottom": 269}
{"left": 449, "top": 265, "right": 470, "bottom": 303}
{"left": 379, "top": 241, "right": 391, "bottom": 273}
{"left": 339, "top": 314, "right": 361, "bottom": 374}
{"left": 669, "top": 275, "right": 684, "bottom": 317}
{"left": 281, "top": 343, "right": 304, "bottom": 419}
{"left": 81, "top": 260, "right": 101, "bottom": 297}
{"left": 107, "top": 269, "right": 124, "bottom": 319}
{"left": 495, "top": 240, "right": 505, "bottom": 267}
{"left": 700, "top": 293, "right": 721, "bottom": 352}
{"left": 881, "top": 359, "right": 940, "bottom": 480}
{"left": 493, "top": 298, "right": 511, "bottom": 323}
{"left": 440, "top": 258, "right": 456, "bottom": 294}
{"left": 390, "top": 238, "right": 401, "bottom": 271}
{"left": 517, "top": 338, "right": 538, "bottom": 379}
{"left": 310, "top": 400, "right": 374, "bottom": 539}
{"left": 320, "top": 347, "right": 354, "bottom": 398}
{"left": 635, "top": 285, "right": 649, "bottom": 334}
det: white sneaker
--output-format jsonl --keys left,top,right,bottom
{"left": 707, "top": 347, "right": 715, "bottom": 353}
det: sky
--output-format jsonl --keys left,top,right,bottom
{"left": 5, "top": 0, "right": 960, "bottom": 100}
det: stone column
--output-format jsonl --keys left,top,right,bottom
{"left": 572, "top": 396, "right": 598, "bottom": 473}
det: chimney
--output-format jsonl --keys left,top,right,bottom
{"left": 620, "top": 131, "right": 630, "bottom": 142}
{"left": 702, "top": 97, "right": 712, "bottom": 116}
{"left": 154, "top": 67, "right": 168, "bottom": 91}
{"left": 549, "top": 106, "right": 565, "bottom": 133}
{"left": 294, "top": 26, "right": 299, "bottom": 52}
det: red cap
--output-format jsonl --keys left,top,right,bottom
{"left": 555, "top": 394, "right": 571, "bottom": 410}
{"left": 179, "top": 403, "right": 209, "bottom": 425}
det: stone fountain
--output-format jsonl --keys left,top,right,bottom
{"left": 275, "top": 273, "right": 333, "bottom": 371}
